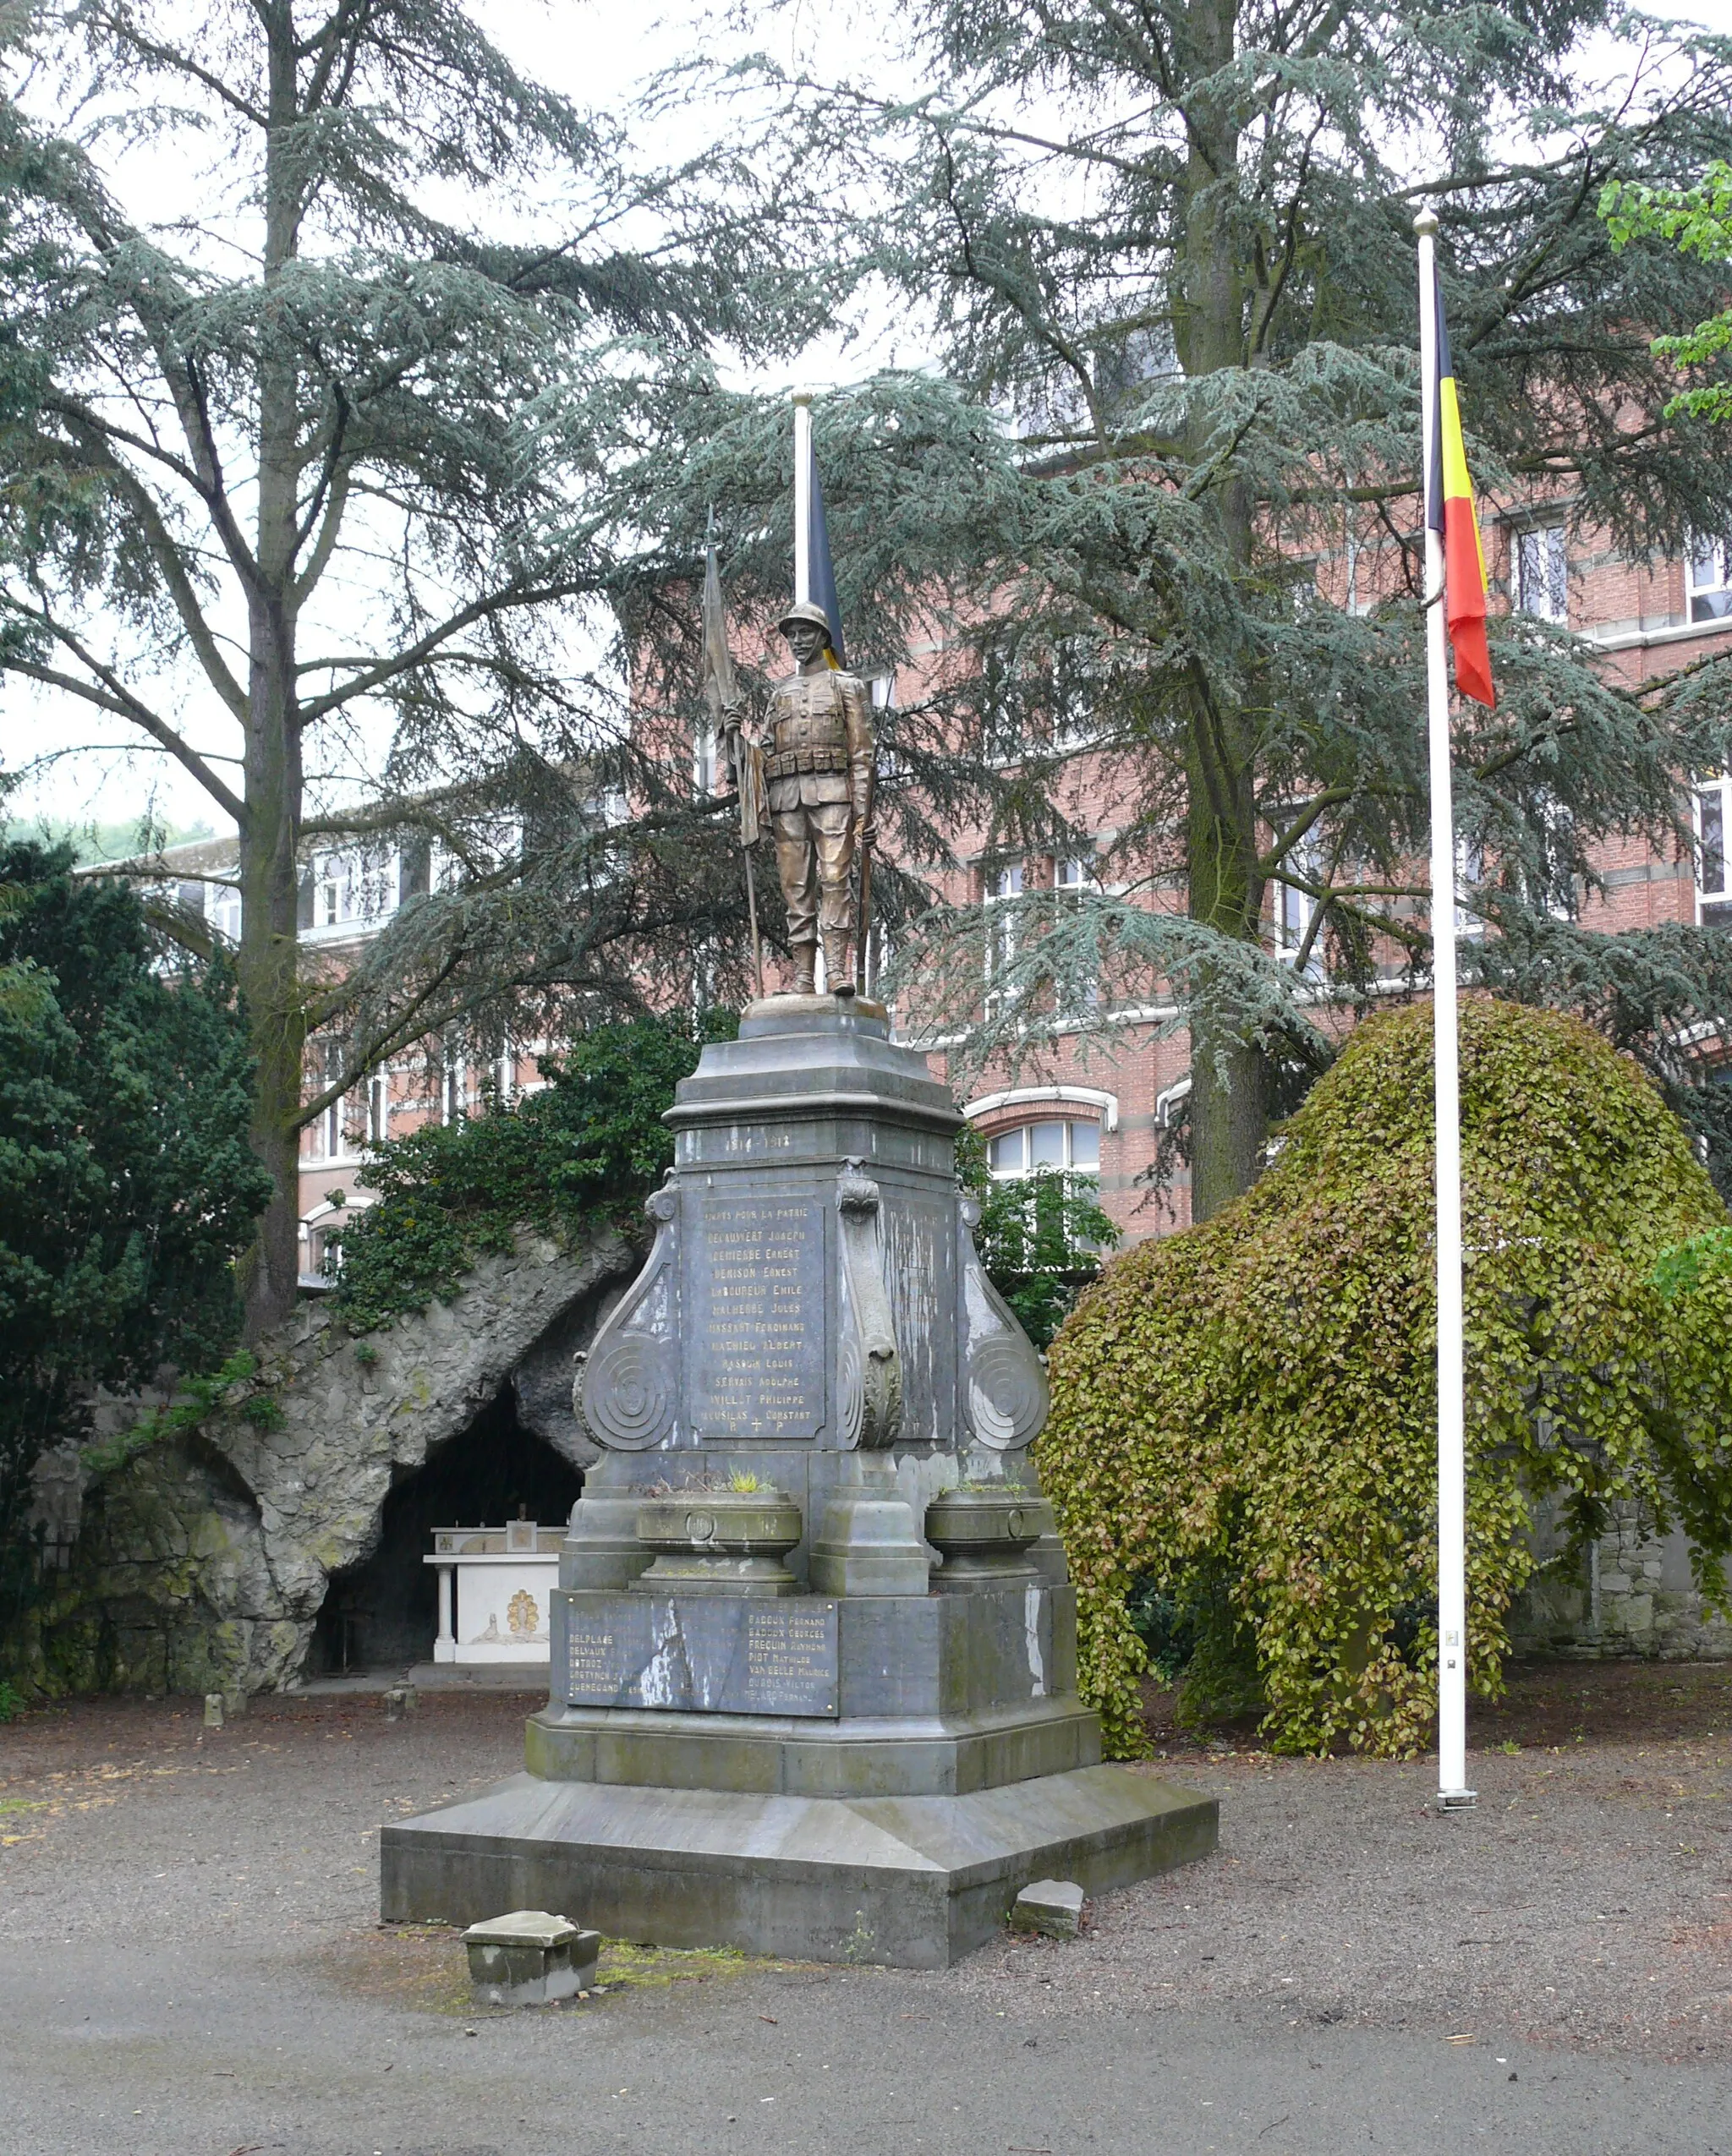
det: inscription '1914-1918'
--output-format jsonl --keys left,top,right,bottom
{"left": 688, "top": 1196, "right": 824, "bottom": 1439}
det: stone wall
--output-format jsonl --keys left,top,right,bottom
{"left": 17, "top": 1228, "right": 634, "bottom": 1699}
{"left": 1510, "top": 1504, "right": 1732, "bottom": 1661}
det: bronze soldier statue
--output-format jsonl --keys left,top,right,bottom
{"left": 731, "top": 600, "right": 874, "bottom": 997}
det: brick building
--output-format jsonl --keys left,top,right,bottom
{"left": 129, "top": 492, "right": 1729, "bottom": 1276}
{"left": 885, "top": 502, "right": 1732, "bottom": 1246}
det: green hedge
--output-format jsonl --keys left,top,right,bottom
{"left": 1040, "top": 999, "right": 1732, "bottom": 1759}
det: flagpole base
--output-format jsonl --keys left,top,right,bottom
{"left": 1435, "top": 1787, "right": 1478, "bottom": 1813}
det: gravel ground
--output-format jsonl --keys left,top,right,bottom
{"left": 3, "top": 1661, "right": 1729, "bottom": 2061}
{"left": 1, "top": 1661, "right": 1729, "bottom": 2153}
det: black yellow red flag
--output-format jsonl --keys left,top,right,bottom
{"left": 1424, "top": 291, "right": 1496, "bottom": 709}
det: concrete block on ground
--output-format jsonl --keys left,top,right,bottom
{"left": 462, "top": 1909, "right": 600, "bottom": 2006}
{"left": 203, "top": 1693, "right": 224, "bottom": 1729}
{"left": 384, "top": 1683, "right": 419, "bottom": 1721}
{"left": 1011, "top": 1877, "right": 1085, "bottom": 1939}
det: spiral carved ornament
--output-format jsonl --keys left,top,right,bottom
{"left": 582, "top": 1330, "right": 676, "bottom": 1452}
{"left": 966, "top": 1331, "right": 1050, "bottom": 1452}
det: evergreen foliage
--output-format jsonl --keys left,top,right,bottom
{"left": 1039, "top": 1000, "right": 1732, "bottom": 1760}
{"left": 0, "top": 3, "right": 825, "bottom": 1332}
{"left": 0, "top": 841, "right": 268, "bottom": 1633}
{"left": 329, "top": 1012, "right": 736, "bottom": 1333}
{"left": 703, "top": 1, "right": 1732, "bottom": 1208}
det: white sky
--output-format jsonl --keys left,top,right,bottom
{"left": 5, "top": 0, "right": 1729, "bottom": 841}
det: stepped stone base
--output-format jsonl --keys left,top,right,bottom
{"left": 380, "top": 1763, "right": 1216, "bottom": 1969}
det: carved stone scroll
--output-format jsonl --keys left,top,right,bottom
{"left": 956, "top": 1195, "right": 1050, "bottom": 1451}
{"left": 835, "top": 1158, "right": 902, "bottom": 1450}
{"left": 575, "top": 1180, "right": 681, "bottom": 1451}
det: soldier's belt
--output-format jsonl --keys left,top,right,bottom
{"left": 765, "top": 746, "right": 851, "bottom": 779}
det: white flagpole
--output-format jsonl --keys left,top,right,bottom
{"left": 792, "top": 391, "right": 813, "bottom": 605}
{"left": 1417, "top": 207, "right": 1475, "bottom": 1813}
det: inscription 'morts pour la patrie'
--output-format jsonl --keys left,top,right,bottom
{"left": 562, "top": 1595, "right": 840, "bottom": 1716}
{"left": 688, "top": 1196, "right": 825, "bottom": 1439}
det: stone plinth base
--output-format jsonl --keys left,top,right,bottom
{"left": 380, "top": 1764, "right": 1217, "bottom": 1970}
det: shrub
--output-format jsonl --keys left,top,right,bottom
{"left": 330, "top": 1011, "right": 737, "bottom": 1332}
{"left": 0, "top": 841, "right": 268, "bottom": 1644}
{"left": 1041, "top": 999, "right": 1732, "bottom": 1759}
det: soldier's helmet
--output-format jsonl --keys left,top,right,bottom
{"left": 776, "top": 600, "right": 836, "bottom": 649}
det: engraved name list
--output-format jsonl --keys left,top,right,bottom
{"left": 689, "top": 1196, "right": 824, "bottom": 1439}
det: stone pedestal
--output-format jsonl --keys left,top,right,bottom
{"left": 381, "top": 997, "right": 1215, "bottom": 1966}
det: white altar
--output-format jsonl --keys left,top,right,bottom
{"left": 426, "top": 1519, "right": 563, "bottom": 1665}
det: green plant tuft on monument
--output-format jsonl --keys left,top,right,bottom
{"left": 1041, "top": 999, "right": 1732, "bottom": 1761}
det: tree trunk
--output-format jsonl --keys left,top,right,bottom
{"left": 1185, "top": 690, "right": 1266, "bottom": 1220}
{"left": 238, "top": 17, "right": 309, "bottom": 1340}
{"left": 1171, "top": 0, "right": 1268, "bottom": 1223}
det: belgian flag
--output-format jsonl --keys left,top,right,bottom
{"left": 1424, "top": 290, "right": 1496, "bottom": 709}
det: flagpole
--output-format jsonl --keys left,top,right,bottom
{"left": 793, "top": 391, "right": 813, "bottom": 605}
{"left": 1417, "top": 207, "right": 1475, "bottom": 1814}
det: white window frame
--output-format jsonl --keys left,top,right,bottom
{"left": 1274, "top": 830, "right": 1326, "bottom": 980}
{"left": 984, "top": 861, "right": 1024, "bottom": 1002}
{"left": 1513, "top": 522, "right": 1570, "bottom": 625}
{"left": 1053, "top": 854, "right": 1101, "bottom": 1019}
{"left": 693, "top": 723, "right": 721, "bottom": 798}
{"left": 442, "top": 1046, "right": 468, "bottom": 1126}
{"left": 365, "top": 1070, "right": 391, "bottom": 1147}
{"left": 1689, "top": 535, "right": 1732, "bottom": 625}
{"left": 1345, "top": 531, "right": 1375, "bottom": 617}
{"left": 206, "top": 879, "right": 242, "bottom": 944}
{"left": 306, "top": 845, "right": 399, "bottom": 939}
{"left": 1050, "top": 637, "right": 1099, "bottom": 752}
{"left": 985, "top": 1117, "right": 1102, "bottom": 1179}
{"left": 1696, "top": 776, "right": 1732, "bottom": 925}
{"left": 1455, "top": 834, "right": 1486, "bottom": 942}
{"left": 306, "top": 1039, "right": 348, "bottom": 1163}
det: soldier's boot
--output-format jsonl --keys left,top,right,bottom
{"left": 822, "top": 927, "right": 853, "bottom": 997}
{"left": 792, "top": 940, "right": 818, "bottom": 996}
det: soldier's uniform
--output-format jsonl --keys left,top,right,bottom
{"left": 758, "top": 606, "right": 874, "bottom": 993}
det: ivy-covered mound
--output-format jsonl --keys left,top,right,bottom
{"left": 1040, "top": 999, "right": 1732, "bottom": 1760}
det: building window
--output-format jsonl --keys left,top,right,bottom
{"left": 985, "top": 862, "right": 1023, "bottom": 998}
{"left": 207, "top": 881, "right": 242, "bottom": 944}
{"left": 308, "top": 1039, "right": 347, "bottom": 1161}
{"left": 1514, "top": 523, "right": 1569, "bottom": 624}
{"left": 693, "top": 725, "right": 721, "bottom": 797}
{"left": 1274, "top": 831, "right": 1325, "bottom": 979}
{"left": 988, "top": 1118, "right": 1100, "bottom": 1178}
{"left": 1455, "top": 834, "right": 1486, "bottom": 941}
{"left": 442, "top": 1047, "right": 468, "bottom": 1125}
{"left": 308, "top": 846, "right": 397, "bottom": 933}
{"left": 1697, "top": 778, "right": 1732, "bottom": 928}
{"left": 366, "top": 1071, "right": 391, "bottom": 1147}
{"left": 1345, "top": 531, "right": 1378, "bottom": 617}
{"left": 1689, "top": 536, "right": 1732, "bottom": 624}
{"left": 1054, "top": 856, "right": 1100, "bottom": 1018}
{"left": 1050, "top": 638, "right": 1099, "bottom": 751}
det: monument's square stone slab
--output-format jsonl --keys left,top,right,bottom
{"left": 381, "top": 1000, "right": 1218, "bottom": 1966}
{"left": 461, "top": 1909, "right": 600, "bottom": 2004}
{"left": 1011, "top": 1877, "right": 1086, "bottom": 1939}
{"left": 384, "top": 1764, "right": 1215, "bottom": 1971}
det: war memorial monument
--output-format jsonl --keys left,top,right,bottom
{"left": 380, "top": 600, "right": 1218, "bottom": 1969}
